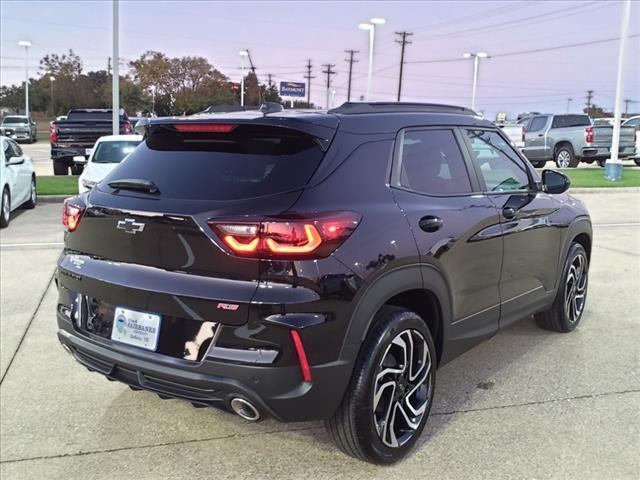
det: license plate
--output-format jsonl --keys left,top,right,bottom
{"left": 111, "top": 307, "right": 161, "bottom": 351}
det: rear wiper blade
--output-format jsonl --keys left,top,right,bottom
{"left": 108, "top": 178, "right": 160, "bottom": 194}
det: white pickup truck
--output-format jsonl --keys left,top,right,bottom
{"left": 496, "top": 123, "right": 525, "bottom": 151}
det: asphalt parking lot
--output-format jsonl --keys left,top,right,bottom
{"left": 1, "top": 192, "right": 639, "bottom": 479}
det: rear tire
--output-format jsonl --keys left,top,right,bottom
{"left": 325, "top": 306, "right": 436, "bottom": 464}
{"left": 554, "top": 145, "right": 578, "bottom": 168}
{"left": 23, "top": 176, "right": 36, "bottom": 209}
{"left": 596, "top": 159, "right": 606, "bottom": 168}
{"left": 531, "top": 160, "right": 546, "bottom": 168}
{"left": 53, "top": 159, "right": 68, "bottom": 176}
{"left": 1, "top": 187, "right": 10, "bottom": 228}
{"left": 71, "top": 164, "right": 84, "bottom": 175}
{"left": 634, "top": 158, "right": 640, "bottom": 167}
{"left": 535, "top": 242, "right": 588, "bottom": 332}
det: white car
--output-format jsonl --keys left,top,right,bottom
{"left": 621, "top": 116, "right": 640, "bottom": 165}
{"left": 78, "top": 135, "right": 143, "bottom": 193}
{"left": 1, "top": 136, "right": 36, "bottom": 227}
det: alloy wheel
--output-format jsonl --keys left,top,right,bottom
{"left": 2, "top": 190, "right": 9, "bottom": 221}
{"left": 557, "top": 150, "right": 571, "bottom": 168}
{"left": 31, "top": 179, "right": 37, "bottom": 204}
{"left": 565, "top": 253, "right": 587, "bottom": 323}
{"left": 372, "top": 329, "right": 432, "bottom": 448}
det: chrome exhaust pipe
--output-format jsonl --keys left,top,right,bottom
{"left": 230, "top": 397, "right": 261, "bottom": 421}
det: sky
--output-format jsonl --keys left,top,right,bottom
{"left": 1, "top": 0, "right": 639, "bottom": 119}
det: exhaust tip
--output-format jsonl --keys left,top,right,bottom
{"left": 230, "top": 397, "right": 261, "bottom": 421}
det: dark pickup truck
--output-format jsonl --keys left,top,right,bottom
{"left": 50, "top": 109, "right": 133, "bottom": 175}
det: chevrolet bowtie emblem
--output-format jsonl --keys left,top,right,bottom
{"left": 116, "top": 218, "right": 145, "bottom": 234}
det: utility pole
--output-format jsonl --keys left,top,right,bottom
{"left": 322, "top": 63, "right": 336, "bottom": 109}
{"left": 304, "top": 59, "right": 314, "bottom": 106}
{"left": 112, "top": 0, "right": 119, "bottom": 135}
{"left": 266, "top": 74, "right": 273, "bottom": 87}
{"left": 623, "top": 99, "right": 631, "bottom": 115}
{"left": 344, "top": 49, "right": 359, "bottom": 102}
{"left": 586, "top": 89, "right": 594, "bottom": 115}
{"left": 395, "top": 31, "right": 412, "bottom": 101}
{"left": 566, "top": 97, "right": 573, "bottom": 113}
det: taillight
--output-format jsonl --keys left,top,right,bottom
{"left": 50, "top": 121, "right": 58, "bottom": 143}
{"left": 63, "top": 198, "right": 85, "bottom": 232}
{"left": 123, "top": 121, "right": 133, "bottom": 134}
{"left": 209, "top": 212, "right": 361, "bottom": 259}
{"left": 585, "top": 127, "right": 594, "bottom": 143}
{"left": 522, "top": 126, "right": 526, "bottom": 143}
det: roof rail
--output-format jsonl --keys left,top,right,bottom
{"left": 328, "top": 102, "right": 477, "bottom": 116}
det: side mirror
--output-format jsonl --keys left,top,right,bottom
{"left": 73, "top": 156, "right": 87, "bottom": 165}
{"left": 7, "top": 155, "right": 24, "bottom": 165}
{"left": 542, "top": 169, "right": 570, "bottom": 194}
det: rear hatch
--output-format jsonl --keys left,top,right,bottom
{"left": 59, "top": 117, "right": 337, "bottom": 359}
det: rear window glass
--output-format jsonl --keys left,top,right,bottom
{"left": 67, "top": 111, "right": 123, "bottom": 121}
{"left": 2, "top": 116, "right": 28, "bottom": 124}
{"left": 92, "top": 140, "right": 141, "bottom": 163}
{"left": 551, "top": 115, "right": 591, "bottom": 129}
{"left": 101, "top": 124, "right": 325, "bottom": 200}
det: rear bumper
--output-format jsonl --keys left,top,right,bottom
{"left": 51, "top": 145, "right": 92, "bottom": 161}
{"left": 57, "top": 314, "right": 355, "bottom": 422}
{"left": 581, "top": 145, "right": 636, "bottom": 159}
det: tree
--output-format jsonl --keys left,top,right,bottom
{"left": 584, "top": 104, "right": 606, "bottom": 118}
{"left": 243, "top": 72, "right": 262, "bottom": 106}
{"left": 262, "top": 83, "right": 282, "bottom": 103}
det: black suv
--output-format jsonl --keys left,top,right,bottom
{"left": 56, "top": 103, "right": 591, "bottom": 464}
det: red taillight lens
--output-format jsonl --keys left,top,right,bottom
{"left": 209, "top": 212, "right": 360, "bottom": 259}
{"left": 63, "top": 198, "right": 85, "bottom": 232}
{"left": 585, "top": 127, "right": 594, "bottom": 143}
{"left": 173, "top": 123, "right": 237, "bottom": 133}
{"left": 290, "top": 330, "right": 312, "bottom": 383}
{"left": 50, "top": 122, "right": 58, "bottom": 143}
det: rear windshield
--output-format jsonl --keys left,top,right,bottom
{"left": 551, "top": 115, "right": 591, "bottom": 129}
{"left": 101, "top": 124, "right": 325, "bottom": 200}
{"left": 2, "top": 117, "right": 28, "bottom": 124}
{"left": 67, "top": 111, "right": 124, "bottom": 121}
{"left": 92, "top": 140, "right": 141, "bottom": 163}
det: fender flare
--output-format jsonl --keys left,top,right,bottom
{"left": 340, "top": 264, "right": 452, "bottom": 360}
{"left": 554, "top": 216, "right": 592, "bottom": 292}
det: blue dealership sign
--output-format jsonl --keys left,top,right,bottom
{"left": 280, "top": 81, "right": 306, "bottom": 97}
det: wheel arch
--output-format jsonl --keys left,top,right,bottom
{"left": 342, "top": 264, "right": 452, "bottom": 368}
{"left": 554, "top": 217, "right": 592, "bottom": 292}
{"left": 554, "top": 140, "right": 574, "bottom": 155}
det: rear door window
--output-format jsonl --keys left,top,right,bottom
{"left": 101, "top": 124, "right": 326, "bottom": 201}
{"left": 465, "top": 129, "right": 531, "bottom": 192}
{"left": 394, "top": 129, "right": 472, "bottom": 195}
{"left": 551, "top": 115, "right": 591, "bottom": 128}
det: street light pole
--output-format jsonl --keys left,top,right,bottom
{"left": 239, "top": 50, "right": 249, "bottom": 107}
{"left": 605, "top": 0, "right": 631, "bottom": 182}
{"left": 49, "top": 76, "right": 55, "bottom": 115}
{"left": 112, "top": 0, "right": 119, "bottom": 135}
{"left": 566, "top": 97, "right": 572, "bottom": 113}
{"left": 18, "top": 40, "right": 31, "bottom": 117}
{"left": 359, "top": 17, "right": 385, "bottom": 101}
{"left": 463, "top": 52, "right": 488, "bottom": 112}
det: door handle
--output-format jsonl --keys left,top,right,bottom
{"left": 537, "top": 133, "right": 544, "bottom": 137}
{"left": 419, "top": 216, "right": 443, "bottom": 233}
{"left": 502, "top": 207, "right": 517, "bottom": 220}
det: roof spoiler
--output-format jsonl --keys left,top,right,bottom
{"left": 329, "top": 102, "right": 477, "bottom": 116}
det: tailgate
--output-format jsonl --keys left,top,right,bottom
{"left": 56, "top": 121, "right": 116, "bottom": 144}
{"left": 593, "top": 126, "right": 636, "bottom": 145}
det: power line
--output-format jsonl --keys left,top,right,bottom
{"left": 304, "top": 59, "right": 315, "bottom": 106}
{"left": 344, "top": 50, "right": 359, "bottom": 102}
{"left": 490, "top": 34, "right": 640, "bottom": 58}
{"left": 321, "top": 63, "right": 337, "bottom": 109}
{"left": 395, "top": 31, "right": 413, "bottom": 101}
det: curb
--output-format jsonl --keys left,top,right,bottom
{"left": 38, "top": 195, "right": 71, "bottom": 204}
{"left": 569, "top": 187, "right": 640, "bottom": 194}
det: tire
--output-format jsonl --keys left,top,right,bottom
{"left": 1, "top": 187, "right": 10, "bottom": 228}
{"left": 531, "top": 160, "right": 546, "bottom": 168}
{"left": 554, "top": 145, "right": 578, "bottom": 168}
{"left": 325, "top": 306, "right": 436, "bottom": 464}
{"left": 596, "top": 159, "right": 606, "bottom": 168}
{"left": 23, "top": 176, "right": 36, "bottom": 209}
{"left": 535, "top": 242, "right": 588, "bottom": 332}
{"left": 53, "top": 159, "right": 68, "bottom": 176}
{"left": 71, "top": 164, "right": 84, "bottom": 175}
{"left": 634, "top": 158, "right": 640, "bottom": 167}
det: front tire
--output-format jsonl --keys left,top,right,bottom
{"left": 535, "top": 242, "right": 588, "bottom": 332}
{"left": 531, "top": 160, "right": 546, "bottom": 168}
{"left": 325, "top": 306, "right": 436, "bottom": 464}
{"left": 1, "top": 187, "right": 10, "bottom": 228}
{"left": 554, "top": 145, "right": 578, "bottom": 168}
